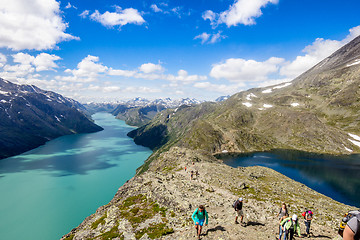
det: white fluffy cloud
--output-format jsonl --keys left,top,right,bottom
{"left": 194, "top": 33, "right": 210, "bottom": 44}
{"left": 150, "top": 4, "right": 162, "bottom": 13}
{"left": 79, "top": 10, "right": 90, "bottom": 18}
{"left": 139, "top": 63, "right": 164, "bottom": 73}
{"left": 210, "top": 57, "right": 284, "bottom": 82}
{"left": 280, "top": 25, "right": 360, "bottom": 78}
{"left": 0, "top": 0, "right": 79, "bottom": 50}
{"left": 220, "top": 0, "right": 278, "bottom": 26}
{"left": 89, "top": 7, "right": 145, "bottom": 27}
{"left": 33, "top": 53, "right": 61, "bottom": 71}
{"left": 1, "top": 52, "right": 61, "bottom": 81}
{"left": 63, "top": 55, "right": 108, "bottom": 82}
{"left": 203, "top": 0, "right": 278, "bottom": 28}
{"left": 194, "top": 32, "right": 226, "bottom": 44}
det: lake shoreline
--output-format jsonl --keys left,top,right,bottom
{"left": 0, "top": 113, "right": 152, "bottom": 240}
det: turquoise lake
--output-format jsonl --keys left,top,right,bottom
{"left": 0, "top": 112, "right": 152, "bottom": 240}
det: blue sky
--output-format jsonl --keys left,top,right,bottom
{"left": 0, "top": 0, "right": 360, "bottom": 102}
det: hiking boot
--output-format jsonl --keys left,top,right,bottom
{"left": 235, "top": 221, "right": 239, "bottom": 224}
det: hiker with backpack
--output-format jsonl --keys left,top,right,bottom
{"left": 302, "top": 209, "right": 313, "bottom": 237}
{"left": 339, "top": 210, "right": 360, "bottom": 240}
{"left": 233, "top": 197, "right": 245, "bottom": 225}
{"left": 280, "top": 214, "right": 302, "bottom": 240}
{"left": 277, "top": 203, "right": 289, "bottom": 240}
{"left": 191, "top": 205, "right": 208, "bottom": 239}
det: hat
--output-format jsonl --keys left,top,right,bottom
{"left": 292, "top": 214, "right": 298, "bottom": 221}
{"left": 239, "top": 197, "right": 243, "bottom": 201}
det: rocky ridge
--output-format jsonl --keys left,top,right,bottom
{"left": 62, "top": 147, "right": 349, "bottom": 240}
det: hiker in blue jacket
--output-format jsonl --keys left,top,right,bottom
{"left": 192, "top": 205, "right": 208, "bottom": 239}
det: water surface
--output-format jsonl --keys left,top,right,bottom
{"left": 0, "top": 112, "right": 152, "bottom": 240}
{"left": 220, "top": 150, "right": 360, "bottom": 207}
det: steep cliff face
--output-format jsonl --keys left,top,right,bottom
{"left": 0, "top": 79, "right": 103, "bottom": 159}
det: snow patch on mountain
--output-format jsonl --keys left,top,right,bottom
{"left": 242, "top": 102, "right": 252, "bottom": 107}
{"left": 344, "top": 146, "right": 353, "bottom": 152}
{"left": 346, "top": 59, "right": 360, "bottom": 67}
{"left": 262, "top": 82, "right": 292, "bottom": 94}
{"left": 349, "top": 133, "right": 360, "bottom": 141}
{"left": 273, "top": 82, "right": 292, "bottom": 89}
{"left": 291, "top": 103, "right": 300, "bottom": 107}
{"left": 262, "top": 89, "right": 272, "bottom": 93}
{"left": 348, "top": 139, "right": 360, "bottom": 148}
{"left": 263, "top": 104, "right": 273, "bottom": 108}
{"left": 246, "top": 93, "right": 257, "bottom": 101}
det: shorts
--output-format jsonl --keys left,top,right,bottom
{"left": 236, "top": 209, "right": 244, "bottom": 217}
{"left": 194, "top": 218, "right": 205, "bottom": 226}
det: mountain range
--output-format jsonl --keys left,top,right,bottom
{"left": 0, "top": 78, "right": 103, "bottom": 160}
{"left": 129, "top": 35, "right": 360, "bottom": 156}
{"left": 111, "top": 97, "right": 204, "bottom": 126}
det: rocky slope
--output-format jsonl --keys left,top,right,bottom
{"left": 0, "top": 78, "right": 103, "bottom": 159}
{"left": 62, "top": 147, "right": 349, "bottom": 240}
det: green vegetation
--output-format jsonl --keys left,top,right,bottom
{"left": 92, "top": 223, "right": 123, "bottom": 240}
{"left": 91, "top": 213, "right": 107, "bottom": 229}
{"left": 135, "top": 223, "right": 174, "bottom": 239}
{"left": 118, "top": 194, "right": 168, "bottom": 228}
{"left": 63, "top": 234, "right": 74, "bottom": 240}
{"left": 162, "top": 165, "right": 176, "bottom": 173}
{"left": 99, "top": 225, "right": 122, "bottom": 240}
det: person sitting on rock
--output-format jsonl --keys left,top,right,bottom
{"left": 191, "top": 205, "right": 208, "bottom": 239}
{"left": 234, "top": 197, "right": 244, "bottom": 225}
{"left": 281, "top": 214, "right": 302, "bottom": 240}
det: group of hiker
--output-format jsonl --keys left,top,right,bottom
{"left": 185, "top": 163, "right": 199, "bottom": 180}
{"left": 185, "top": 163, "right": 359, "bottom": 239}
{"left": 190, "top": 198, "right": 359, "bottom": 240}
{"left": 276, "top": 202, "right": 313, "bottom": 239}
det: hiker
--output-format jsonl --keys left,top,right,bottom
{"left": 343, "top": 217, "right": 360, "bottom": 240}
{"left": 277, "top": 203, "right": 289, "bottom": 240}
{"left": 302, "top": 209, "right": 313, "bottom": 237}
{"left": 233, "top": 197, "right": 244, "bottom": 225}
{"left": 280, "top": 214, "right": 302, "bottom": 240}
{"left": 190, "top": 170, "right": 194, "bottom": 180}
{"left": 339, "top": 210, "right": 360, "bottom": 240}
{"left": 191, "top": 205, "right": 208, "bottom": 239}
{"left": 279, "top": 213, "right": 289, "bottom": 240}
{"left": 185, "top": 166, "right": 187, "bottom": 172}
